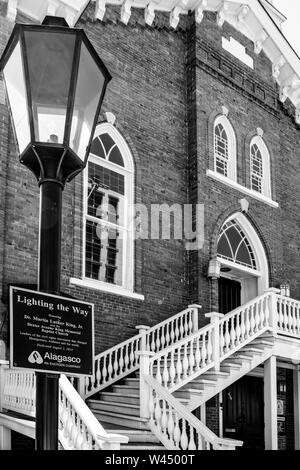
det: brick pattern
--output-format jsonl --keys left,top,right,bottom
{"left": 185, "top": 11, "right": 300, "bottom": 321}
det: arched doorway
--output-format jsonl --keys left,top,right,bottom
{"left": 216, "top": 213, "right": 269, "bottom": 449}
{"left": 216, "top": 212, "right": 269, "bottom": 313}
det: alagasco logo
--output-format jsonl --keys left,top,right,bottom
{"left": 28, "top": 350, "right": 43, "bottom": 364}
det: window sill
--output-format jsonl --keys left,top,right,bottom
{"left": 69, "top": 277, "right": 145, "bottom": 301}
{"left": 206, "top": 170, "right": 279, "bottom": 208}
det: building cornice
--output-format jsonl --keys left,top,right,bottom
{"left": 4, "top": 0, "right": 300, "bottom": 124}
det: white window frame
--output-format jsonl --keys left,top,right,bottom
{"left": 213, "top": 115, "right": 237, "bottom": 182}
{"left": 250, "top": 136, "right": 271, "bottom": 199}
{"left": 70, "top": 123, "right": 144, "bottom": 300}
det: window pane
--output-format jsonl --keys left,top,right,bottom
{"left": 90, "top": 137, "right": 105, "bottom": 158}
{"left": 70, "top": 43, "right": 105, "bottom": 161}
{"left": 109, "top": 145, "right": 124, "bottom": 166}
{"left": 3, "top": 41, "right": 30, "bottom": 153}
{"left": 88, "top": 162, "right": 124, "bottom": 195}
{"left": 218, "top": 220, "right": 256, "bottom": 269}
{"left": 85, "top": 221, "right": 123, "bottom": 286}
{"left": 217, "top": 234, "right": 232, "bottom": 259}
{"left": 236, "top": 242, "right": 252, "bottom": 267}
{"left": 24, "top": 31, "right": 75, "bottom": 143}
{"left": 101, "top": 133, "right": 115, "bottom": 154}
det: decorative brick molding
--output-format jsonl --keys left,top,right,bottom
{"left": 194, "top": 37, "right": 279, "bottom": 116}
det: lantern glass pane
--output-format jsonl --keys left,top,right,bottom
{"left": 3, "top": 40, "right": 30, "bottom": 153}
{"left": 70, "top": 43, "right": 105, "bottom": 161}
{"left": 24, "top": 30, "right": 76, "bottom": 144}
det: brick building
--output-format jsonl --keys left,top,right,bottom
{"left": 0, "top": 0, "right": 299, "bottom": 451}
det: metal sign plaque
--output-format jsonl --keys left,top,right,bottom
{"left": 10, "top": 286, "right": 94, "bottom": 376}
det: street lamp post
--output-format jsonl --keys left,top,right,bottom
{"left": 0, "top": 16, "right": 111, "bottom": 450}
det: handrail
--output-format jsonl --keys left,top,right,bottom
{"left": 276, "top": 295, "right": 300, "bottom": 337}
{"left": 82, "top": 304, "right": 200, "bottom": 398}
{"left": 0, "top": 365, "right": 127, "bottom": 450}
{"left": 145, "top": 375, "right": 243, "bottom": 450}
{"left": 148, "top": 291, "right": 273, "bottom": 393}
{"left": 59, "top": 375, "right": 128, "bottom": 450}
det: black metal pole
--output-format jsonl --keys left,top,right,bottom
{"left": 35, "top": 170, "right": 63, "bottom": 450}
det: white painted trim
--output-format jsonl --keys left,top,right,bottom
{"left": 222, "top": 36, "right": 254, "bottom": 69}
{"left": 214, "top": 115, "right": 237, "bottom": 182}
{"left": 69, "top": 277, "right": 144, "bottom": 301}
{"left": 207, "top": 170, "right": 279, "bottom": 208}
{"left": 218, "top": 212, "right": 269, "bottom": 297}
{"left": 83, "top": 123, "right": 135, "bottom": 292}
{"left": 250, "top": 136, "right": 271, "bottom": 199}
{"left": 264, "top": 356, "right": 278, "bottom": 450}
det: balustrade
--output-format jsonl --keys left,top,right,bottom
{"left": 82, "top": 305, "right": 201, "bottom": 398}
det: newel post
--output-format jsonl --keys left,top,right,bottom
{"left": 77, "top": 376, "right": 86, "bottom": 398}
{"left": 188, "top": 304, "right": 202, "bottom": 332}
{"left": 136, "top": 325, "right": 153, "bottom": 419}
{"left": 265, "top": 288, "right": 280, "bottom": 334}
{"left": 205, "top": 312, "right": 224, "bottom": 372}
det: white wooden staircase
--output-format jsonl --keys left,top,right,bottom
{"left": 1, "top": 289, "right": 300, "bottom": 450}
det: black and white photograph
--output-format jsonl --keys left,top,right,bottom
{"left": 0, "top": 0, "right": 299, "bottom": 455}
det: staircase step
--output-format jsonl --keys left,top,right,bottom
{"left": 92, "top": 410, "right": 150, "bottom": 431}
{"left": 242, "top": 347, "right": 264, "bottom": 354}
{"left": 113, "top": 385, "right": 139, "bottom": 394}
{"left": 251, "top": 339, "right": 274, "bottom": 347}
{"left": 233, "top": 354, "right": 254, "bottom": 360}
{"left": 105, "top": 429, "right": 161, "bottom": 444}
{"left": 124, "top": 378, "right": 140, "bottom": 387}
{"left": 202, "top": 371, "right": 229, "bottom": 380}
{"left": 221, "top": 361, "right": 243, "bottom": 369}
{"left": 122, "top": 445, "right": 164, "bottom": 450}
{"left": 188, "top": 378, "right": 217, "bottom": 386}
{"left": 88, "top": 399, "right": 140, "bottom": 417}
{"left": 174, "top": 389, "right": 203, "bottom": 399}
{"left": 100, "top": 392, "right": 140, "bottom": 405}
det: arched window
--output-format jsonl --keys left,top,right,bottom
{"left": 250, "top": 136, "right": 271, "bottom": 198}
{"left": 83, "top": 123, "right": 134, "bottom": 291}
{"left": 214, "top": 115, "right": 236, "bottom": 181}
{"left": 217, "top": 219, "right": 256, "bottom": 270}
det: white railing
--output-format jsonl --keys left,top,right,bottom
{"left": 81, "top": 304, "right": 200, "bottom": 398}
{"left": 147, "top": 291, "right": 275, "bottom": 394}
{"left": 0, "top": 365, "right": 127, "bottom": 450}
{"left": 145, "top": 375, "right": 242, "bottom": 450}
{"left": 219, "top": 291, "right": 272, "bottom": 362}
{"left": 148, "top": 324, "right": 214, "bottom": 393}
{"left": 59, "top": 375, "right": 127, "bottom": 450}
{"left": 276, "top": 295, "right": 300, "bottom": 337}
{"left": 3, "top": 367, "right": 36, "bottom": 417}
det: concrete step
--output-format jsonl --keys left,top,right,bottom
{"left": 92, "top": 410, "right": 150, "bottom": 431}
{"left": 88, "top": 399, "right": 140, "bottom": 417}
{"left": 100, "top": 392, "right": 140, "bottom": 405}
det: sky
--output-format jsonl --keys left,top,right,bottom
{"left": 273, "top": 1, "right": 300, "bottom": 55}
